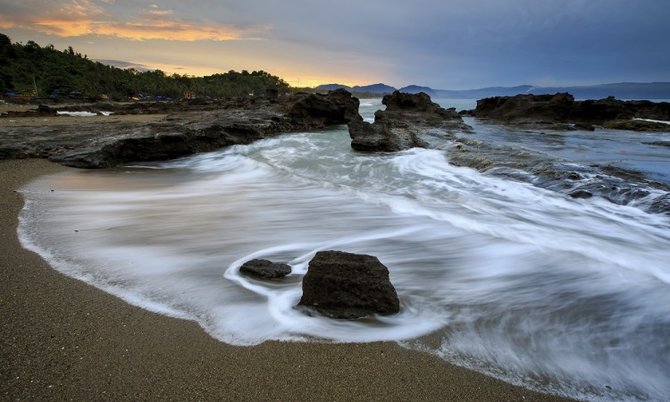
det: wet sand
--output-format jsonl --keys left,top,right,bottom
{"left": 0, "top": 158, "right": 574, "bottom": 401}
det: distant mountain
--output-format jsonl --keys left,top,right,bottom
{"left": 526, "top": 82, "right": 670, "bottom": 100}
{"left": 398, "top": 85, "right": 434, "bottom": 94}
{"left": 315, "top": 83, "right": 351, "bottom": 92}
{"left": 432, "top": 85, "right": 533, "bottom": 99}
{"left": 316, "top": 82, "right": 670, "bottom": 100}
{"left": 398, "top": 82, "right": 670, "bottom": 100}
{"left": 95, "top": 59, "right": 151, "bottom": 72}
{"left": 351, "top": 83, "right": 397, "bottom": 94}
{"left": 315, "top": 83, "right": 397, "bottom": 94}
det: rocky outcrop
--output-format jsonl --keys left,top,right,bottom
{"left": 239, "top": 259, "right": 291, "bottom": 279}
{"left": 298, "top": 250, "right": 400, "bottom": 319}
{"left": 0, "top": 90, "right": 361, "bottom": 168}
{"left": 602, "top": 119, "right": 670, "bottom": 132}
{"left": 348, "top": 91, "right": 471, "bottom": 152}
{"left": 469, "top": 94, "right": 670, "bottom": 131}
{"left": 472, "top": 93, "right": 575, "bottom": 122}
{"left": 287, "top": 89, "right": 361, "bottom": 128}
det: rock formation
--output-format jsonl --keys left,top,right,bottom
{"left": 239, "top": 259, "right": 291, "bottom": 279}
{"left": 348, "top": 91, "right": 471, "bottom": 152}
{"left": 469, "top": 93, "right": 670, "bottom": 131}
{"left": 287, "top": 88, "right": 361, "bottom": 128}
{"left": 298, "top": 250, "right": 400, "bottom": 319}
{"left": 0, "top": 90, "right": 361, "bottom": 168}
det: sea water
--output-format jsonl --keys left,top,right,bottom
{"left": 19, "top": 99, "right": 670, "bottom": 401}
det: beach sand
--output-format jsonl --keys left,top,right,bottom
{"left": 0, "top": 159, "right": 574, "bottom": 401}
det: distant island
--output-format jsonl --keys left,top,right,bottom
{"left": 317, "top": 82, "right": 670, "bottom": 100}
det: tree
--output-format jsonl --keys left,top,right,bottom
{"left": 0, "top": 33, "right": 294, "bottom": 99}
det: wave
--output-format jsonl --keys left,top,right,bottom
{"left": 18, "top": 128, "right": 670, "bottom": 400}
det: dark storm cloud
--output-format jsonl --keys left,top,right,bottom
{"left": 206, "top": 0, "right": 670, "bottom": 87}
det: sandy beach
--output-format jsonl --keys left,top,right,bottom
{"left": 0, "top": 158, "right": 574, "bottom": 401}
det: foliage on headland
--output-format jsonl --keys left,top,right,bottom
{"left": 0, "top": 33, "right": 290, "bottom": 101}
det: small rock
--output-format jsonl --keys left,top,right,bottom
{"left": 239, "top": 259, "right": 291, "bottom": 279}
{"left": 574, "top": 122, "right": 595, "bottom": 131}
{"left": 569, "top": 190, "right": 593, "bottom": 199}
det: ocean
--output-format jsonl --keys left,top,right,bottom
{"left": 19, "top": 98, "right": 670, "bottom": 401}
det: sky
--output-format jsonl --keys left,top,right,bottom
{"left": 1, "top": 0, "right": 669, "bottom": 89}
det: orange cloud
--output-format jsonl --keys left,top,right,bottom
{"left": 145, "top": 4, "right": 174, "bottom": 19}
{"left": 5, "top": 0, "right": 264, "bottom": 42}
{"left": 53, "top": 0, "right": 106, "bottom": 19}
{"left": 0, "top": 19, "right": 17, "bottom": 30}
{"left": 32, "top": 18, "right": 245, "bottom": 41}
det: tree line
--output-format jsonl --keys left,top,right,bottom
{"left": 0, "top": 33, "right": 290, "bottom": 101}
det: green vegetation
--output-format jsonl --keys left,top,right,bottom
{"left": 0, "top": 33, "right": 290, "bottom": 101}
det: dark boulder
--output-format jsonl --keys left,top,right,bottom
{"left": 348, "top": 118, "right": 428, "bottom": 152}
{"left": 573, "top": 122, "right": 595, "bottom": 131}
{"left": 298, "top": 250, "right": 400, "bottom": 319}
{"left": 287, "top": 89, "right": 361, "bottom": 127}
{"left": 569, "top": 96, "right": 632, "bottom": 122}
{"left": 349, "top": 91, "right": 471, "bottom": 152}
{"left": 240, "top": 259, "right": 291, "bottom": 279}
{"left": 473, "top": 93, "right": 575, "bottom": 122}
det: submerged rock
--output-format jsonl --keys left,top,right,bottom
{"left": 348, "top": 91, "right": 471, "bottom": 152}
{"left": 569, "top": 190, "right": 593, "bottom": 199}
{"left": 239, "top": 259, "right": 291, "bottom": 279}
{"left": 298, "top": 250, "right": 400, "bottom": 319}
{"left": 643, "top": 140, "right": 670, "bottom": 148}
{"left": 602, "top": 119, "right": 670, "bottom": 132}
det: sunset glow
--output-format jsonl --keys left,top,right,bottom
{"left": 1, "top": 0, "right": 668, "bottom": 88}
{"left": 31, "top": 18, "right": 248, "bottom": 41}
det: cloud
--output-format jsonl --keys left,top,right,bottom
{"left": 1, "top": 0, "right": 668, "bottom": 87}
{"left": 1, "top": 0, "right": 266, "bottom": 42}
{"left": 30, "top": 18, "right": 249, "bottom": 41}
{"left": 144, "top": 4, "right": 174, "bottom": 19}
{"left": 95, "top": 59, "right": 151, "bottom": 71}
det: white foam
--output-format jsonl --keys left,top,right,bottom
{"left": 57, "top": 111, "right": 97, "bottom": 117}
{"left": 18, "top": 127, "right": 670, "bottom": 401}
{"left": 633, "top": 117, "right": 670, "bottom": 125}
{"left": 56, "top": 111, "right": 113, "bottom": 117}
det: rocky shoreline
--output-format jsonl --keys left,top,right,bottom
{"left": 0, "top": 89, "right": 360, "bottom": 168}
{"left": 2, "top": 90, "right": 669, "bottom": 167}
{"left": 2, "top": 90, "right": 669, "bottom": 213}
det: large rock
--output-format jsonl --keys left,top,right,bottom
{"left": 239, "top": 259, "right": 291, "bottom": 279}
{"left": 472, "top": 93, "right": 574, "bottom": 122}
{"left": 298, "top": 250, "right": 400, "bottom": 319}
{"left": 348, "top": 91, "right": 471, "bottom": 152}
{"left": 287, "top": 88, "right": 361, "bottom": 128}
{"left": 470, "top": 93, "right": 670, "bottom": 130}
